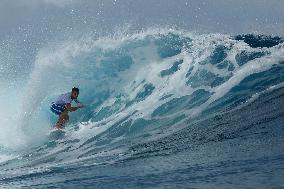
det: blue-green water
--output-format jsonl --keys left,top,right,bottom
{"left": 0, "top": 30, "right": 284, "bottom": 188}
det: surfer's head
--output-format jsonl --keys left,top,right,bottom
{"left": 71, "top": 87, "right": 79, "bottom": 99}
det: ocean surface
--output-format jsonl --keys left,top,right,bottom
{"left": 0, "top": 29, "right": 283, "bottom": 188}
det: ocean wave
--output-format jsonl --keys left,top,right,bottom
{"left": 0, "top": 28, "right": 283, "bottom": 188}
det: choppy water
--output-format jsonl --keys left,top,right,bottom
{"left": 0, "top": 29, "right": 284, "bottom": 188}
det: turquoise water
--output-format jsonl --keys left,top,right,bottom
{"left": 0, "top": 29, "right": 284, "bottom": 188}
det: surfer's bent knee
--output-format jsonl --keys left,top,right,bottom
{"left": 59, "top": 109, "right": 68, "bottom": 118}
{"left": 62, "top": 108, "right": 69, "bottom": 115}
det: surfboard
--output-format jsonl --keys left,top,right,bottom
{"left": 49, "top": 129, "right": 66, "bottom": 140}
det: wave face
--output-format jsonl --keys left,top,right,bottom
{"left": 0, "top": 29, "right": 284, "bottom": 188}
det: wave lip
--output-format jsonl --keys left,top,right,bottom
{"left": 235, "top": 34, "right": 283, "bottom": 48}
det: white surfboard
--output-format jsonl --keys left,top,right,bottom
{"left": 49, "top": 128, "right": 66, "bottom": 140}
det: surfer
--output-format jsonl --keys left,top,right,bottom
{"left": 50, "top": 87, "right": 84, "bottom": 129}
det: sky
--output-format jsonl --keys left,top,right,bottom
{"left": 0, "top": 0, "right": 283, "bottom": 80}
{"left": 0, "top": 0, "right": 283, "bottom": 38}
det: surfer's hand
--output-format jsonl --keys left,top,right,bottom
{"left": 78, "top": 104, "right": 84, "bottom": 108}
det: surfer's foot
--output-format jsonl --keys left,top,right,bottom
{"left": 56, "top": 125, "right": 63, "bottom": 130}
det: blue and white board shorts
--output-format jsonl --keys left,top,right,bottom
{"left": 50, "top": 103, "right": 66, "bottom": 115}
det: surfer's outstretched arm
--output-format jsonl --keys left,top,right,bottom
{"left": 75, "top": 99, "right": 84, "bottom": 108}
{"left": 65, "top": 103, "right": 80, "bottom": 112}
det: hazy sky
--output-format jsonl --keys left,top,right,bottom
{"left": 0, "top": 0, "right": 283, "bottom": 38}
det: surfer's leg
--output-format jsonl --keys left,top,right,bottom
{"left": 55, "top": 109, "right": 69, "bottom": 129}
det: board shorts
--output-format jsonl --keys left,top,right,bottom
{"left": 50, "top": 102, "right": 66, "bottom": 115}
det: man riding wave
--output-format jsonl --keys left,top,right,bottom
{"left": 50, "top": 87, "right": 84, "bottom": 129}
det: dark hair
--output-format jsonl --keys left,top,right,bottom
{"left": 72, "top": 87, "right": 79, "bottom": 94}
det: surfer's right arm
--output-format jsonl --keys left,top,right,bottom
{"left": 65, "top": 103, "right": 82, "bottom": 112}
